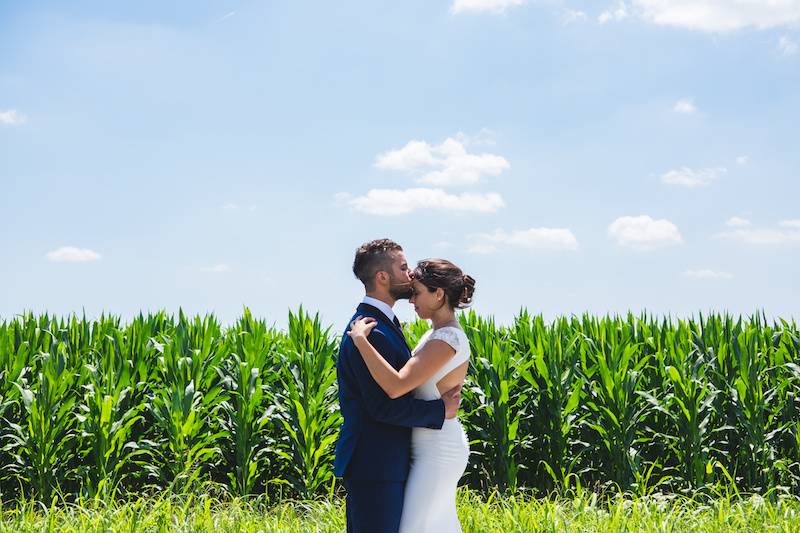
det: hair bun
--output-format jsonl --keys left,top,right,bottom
{"left": 458, "top": 274, "right": 476, "bottom": 308}
{"left": 413, "top": 259, "right": 476, "bottom": 310}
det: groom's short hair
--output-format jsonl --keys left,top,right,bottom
{"left": 353, "top": 238, "right": 403, "bottom": 291}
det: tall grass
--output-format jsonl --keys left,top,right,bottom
{"left": 0, "top": 309, "right": 799, "bottom": 503}
{"left": 1, "top": 490, "right": 798, "bottom": 532}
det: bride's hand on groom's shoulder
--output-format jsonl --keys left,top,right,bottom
{"left": 347, "top": 316, "right": 378, "bottom": 340}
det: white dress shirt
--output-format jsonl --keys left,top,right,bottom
{"left": 362, "top": 295, "right": 396, "bottom": 323}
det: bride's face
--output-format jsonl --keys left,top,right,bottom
{"left": 409, "top": 280, "right": 444, "bottom": 319}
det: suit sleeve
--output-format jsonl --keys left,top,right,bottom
{"left": 342, "top": 329, "right": 445, "bottom": 429}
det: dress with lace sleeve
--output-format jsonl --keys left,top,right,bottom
{"left": 412, "top": 326, "right": 470, "bottom": 393}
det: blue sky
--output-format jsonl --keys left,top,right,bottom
{"left": 2, "top": 0, "right": 799, "bottom": 328}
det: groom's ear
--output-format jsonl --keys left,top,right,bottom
{"left": 374, "top": 270, "right": 389, "bottom": 287}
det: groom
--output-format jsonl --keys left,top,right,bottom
{"left": 334, "top": 238, "right": 461, "bottom": 533}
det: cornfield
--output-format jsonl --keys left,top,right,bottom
{"left": 0, "top": 308, "right": 798, "bottom": 503}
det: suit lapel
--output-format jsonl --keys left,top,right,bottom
{"left": 357, "top": 303, "right": 410, "bottom": 352}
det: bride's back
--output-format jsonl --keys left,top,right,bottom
{"left": 410, "top": 326, "right": 470, "bottom": 401}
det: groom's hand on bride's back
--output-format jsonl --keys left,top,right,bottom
{"left": 441, "top": 384, "right": 462, "bottom": 419}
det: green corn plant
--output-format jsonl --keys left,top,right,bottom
{"left": 0, "top": 317, "right": 31, "bottom": 501}
{"left": 402, "top": 318, "right": 431, "bottom": 348}
{"left": 272, "top": 307, "right": 341, "bottom": 499}
{"left": 75, "top": 319, "right": 146, "bottom": 499}
{"left": 113, "top": 311, "right": 168, "bottom": 492}
{"left": 144, "top": 312, "right": 226, "bottom": 492}
{"left": 217, "top": 308, "right": 282, "bottom": 496}
{"left": 691, "top": 313, "right": 741, "bottom": 481}
{"left": 0, "top": 313, "right": 73, "bottom": 500}
{"left": 0, "top": 318, "right": 32, "bottom": 419}
{"left": 579, "top": 317, "right": 652, "bottom": 492}
{"left": 513, "top": 311, "right": 585, "bottom": 491}
{"left": 640, "top": 322, "right": 725, "bottom": 490}
{"left": 726, "top": 320, "right": 786, "bottom": 491}
{"left": 773, "top": 320, "right": 800, "bottom": 492}
{"left": 459, "top": 310, "right": 530, "bottom": 494}
{"left": 1, "top": 343, "right": 80, "bottom": 502}
{"left": 10, "top": 312, "right": 59, "bottom": 357}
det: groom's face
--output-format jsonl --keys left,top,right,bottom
{"left": 387, "top": 252, "right": 413, "bottom": 301}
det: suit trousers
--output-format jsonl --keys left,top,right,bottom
{"left": 344, "top": 478, "right": 405, "bottom": 533}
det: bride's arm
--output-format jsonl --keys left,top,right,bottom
{"left": 348, "top": 317, "right": 455, "bottom": 399}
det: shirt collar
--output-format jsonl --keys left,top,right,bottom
{"left": 362, "top": 295, "right": 396, "bottom": 323}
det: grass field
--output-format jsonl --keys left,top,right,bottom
{"left": 1, "top": 490, "right": 798, "bottom": 532}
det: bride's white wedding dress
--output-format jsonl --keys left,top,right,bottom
{"left": 399, "top": 326, "right": 470, "bottom": 533}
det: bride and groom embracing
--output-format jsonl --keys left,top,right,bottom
{"left": 334, "top": 238, "right": 476, "bottom": 533}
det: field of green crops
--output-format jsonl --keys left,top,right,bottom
{"left": 1, "top": 308, "right": 799, "bottom": 505}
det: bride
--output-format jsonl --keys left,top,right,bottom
{"left": 347, "top": 258, "right": 475, "bottom": 533}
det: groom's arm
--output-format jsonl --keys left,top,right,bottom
{"left": 342, "top": 331, "right": 445, "bottom": 430}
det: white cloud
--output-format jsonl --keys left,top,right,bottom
{"left": 375, "top": 136, "right": 509, "bottom": 187}
{"left": 563, "top": 9, "right": 589, "bottom": 24}
{"left": 45, "top": 246, "right": 102, "bottom": 263}
{"left": 599, "top": 2, "right": 629, "bottom": 24}
{"left": 726, "top": 216, "right": 751, "bottom": 227}
{"left": 468, "top": 227, "right": 580, "bottom": 254}
{"left": 376, "top": 140, "right": 439, "bottom": 170}
{"left": 0, "top": 109, "right": 26, "bottom": 125}
{"left": 779, "top": 219, "right": 800, "bottom": 229}
{"left": 736, "top": 155, "right": 750, "bottom": 165}
{"left": 339, "top": 188, "right": 505, "bottom": 216}
{"left": 661, "top": 166, "right": 726, "bottom": 188}
{"left": 608, "top": 215, "right": 683, "bottom": 251}
{"left": 451, "top": 0, "right": 526, "bottom": 14}
{"left": 632, "top": 0, "right": 800, "bottom": 32}
{"left": 684, "top": 269, "right": 734, "bottom": 280}
{"left": 455, "top": 128, "right": 497, "bottom": 147}
{"left": 717, "top": 228, "right": 800, "bottom": 245}
{"left": 717, "top": 219, "right": 800, "bottom": 244}
{"left": 219, "top": 10, "right": 237, "bottom": 22}
{"left": 333, "top": 192, "right": 354, "bottom": 207}
{"left": 201, "top": 263, "right": 231, "bottom": 273}
{"left": 673, "top": 98, "right": 697, "bottom": 114}
{"left": 221, "top": 202, "right": 240, "bottom": 209}
{"left": 779, "top": 35, "right": 799, "bottom": 55}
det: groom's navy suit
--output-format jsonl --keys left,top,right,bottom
{"left": 334, "top": 302, "right": 445, "bottom": 533}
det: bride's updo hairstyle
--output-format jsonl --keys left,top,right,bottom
{"left": 412, "top": 259, "right": 476, "bottom": 310}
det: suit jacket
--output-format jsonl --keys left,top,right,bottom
{"left": 333, "top": 302, "right": 445, "bottom": 481}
